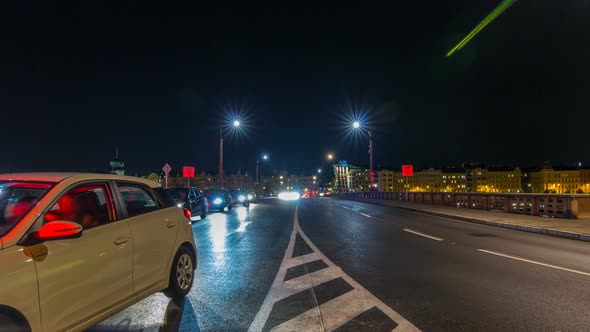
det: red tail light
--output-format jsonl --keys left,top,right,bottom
{"left": 183, "top": 208, "right": 191, "bottom": 221}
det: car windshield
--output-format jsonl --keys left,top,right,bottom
{"left": 0, "top": 181, "right": 54, "bottom": 237}
{"left": 203, "top": 189, "right": 223, "bottom": 197}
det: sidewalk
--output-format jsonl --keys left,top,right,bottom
{"left": 344, "top": 198, "right": 590, "bottom": 242}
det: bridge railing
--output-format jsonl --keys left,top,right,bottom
{"left": 336, "top": 191, "right": 590, "bottom": 220}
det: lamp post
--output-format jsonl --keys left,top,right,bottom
{"left": 219, "top": 120, "right": 241, "bottom": 186}
{"left": 353, "top": 121, "right": 374, "bottom": 190}
{"left": 256, "top": 154, "right": 269, "bottom": 185}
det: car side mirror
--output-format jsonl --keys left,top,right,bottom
{"left": 33, "top": 221, "right": 83, "bottom": 242}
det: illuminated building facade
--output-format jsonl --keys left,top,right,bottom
{"left": 441, "top": 168, "right": 468, "bottom": 192}
{"left": 333, "top": 161, "right": 371, "bottom": 192}
{"left": 530, "top": 165, "right": 582, "bottom": 194}
{"left": 378, "top": 170, "right": 401, "bottom": 192}
{"left": 412, "top": 168, "right": 443, "bottom": 192}
{"left": 472, "top": 167, "right": 522, "bottom": 193}
{"left": 581, "top": 169, "right": 590, "bottom": 193}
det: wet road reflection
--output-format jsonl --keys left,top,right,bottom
{"left": 87, "top": 294, "right": 197, "bottom": 332}
{"left": 90, "top": 201, "right": 294, "bottom": 332}
{"left": 207, "top": 212, "right": 228, "bottom": 253}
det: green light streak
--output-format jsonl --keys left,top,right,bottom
{"left": 447, "top": 0, "right": 518, "bottom": 57}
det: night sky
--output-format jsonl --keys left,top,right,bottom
{"left": 1, "top": 1, "right": 589, "bottom": 175}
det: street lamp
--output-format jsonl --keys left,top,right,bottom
{"left": 257, "top": 154, "right": 269, "bottom": 185}
{"left": 219, "top": 120, "right": 241, "bottom": 186}
{"left": 327, "top": 153, "right": 334, "bottom": 160}
{"left": 352, "top": 122, "right": 374, "bottom": 190}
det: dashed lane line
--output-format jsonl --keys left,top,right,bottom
{"left": 477, "top": 249, "right": 590, "bottom": 277}
{"left": 248, "top": 205, "right": 420, "bottom": 332}
{"left": 402, "top": 228, "right": 444, "bottom": 242}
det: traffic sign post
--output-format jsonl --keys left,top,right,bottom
{"left": 402, "top": 165, "right": 413, "bottom": 201}
{"left": 183, "top": 166, "right": 195, "bottom": 187}
{"left": 162, "top": 163, "right": 172, "bottom": 188}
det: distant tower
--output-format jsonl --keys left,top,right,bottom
{"left": 110, "top": 147, "right": 125, "bottom": 176}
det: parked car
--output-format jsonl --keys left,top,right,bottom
{"left": 229, "top": 190, "right": 254, "bottom": 207}
{"left": 166, "top": 187, "right": 207, "bottom": 219}
{"left": 203, "top": 188, "right": 232, "bottom": 212}
{"left": 0, "top": 173, "right": 197, "bottom": 332}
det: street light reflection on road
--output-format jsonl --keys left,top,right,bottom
{"left": 237, "top": 206, "right": 248, "bottom": 222}
{"left": 208, "top": 212, "right": 228, "bottom": 252}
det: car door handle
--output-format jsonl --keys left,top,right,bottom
{"left": 166, "top": 221, "right": 177, "bottom": 228}
{"left": 114, "top": 237, "right": 130, "bottom": 246}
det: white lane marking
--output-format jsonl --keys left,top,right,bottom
{"left": 284, "top": 252, "right": 322, "bottom": 269}
{"left": 360, "top": 212, "right": 373, "bottom": 218}
{"left": 272, "top": 289, "right": 372, "bottom": 332}
{"left": 248, "top": 205, "right": 420, "bottom": 332}
{"left": 477, "top": 249, "right": 590, "bottom": 277}
{"left": 403, "top": 228, "right": 444, "bottom": 241}
{"left": 277, "top": 266, "right": 340, "bottom": 301}
{"left": 341, "top": 205, "right": 351, "bottom": 209}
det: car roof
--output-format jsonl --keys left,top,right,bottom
{"left": 0, "top": 172, "right": 161, "bottom": 188}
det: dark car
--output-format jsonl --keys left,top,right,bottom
{"left": 229, "top": 190, "right": 254, "bottom": 207}
{"left": 166, "top": 187, "right": 208, "bottom": 219}
{"left": 203, "top": 188, "right": 232, "bottom": 212}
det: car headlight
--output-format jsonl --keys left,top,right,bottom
{"left": 238, "top": 195, "right": 246, "bottom": 202}
{"left": 247, "top": 194, "right": 253, "bottom": 200}
{"left": 213, "top": 197, "right": 222, "bottom": 205}
{"left": 278, "top": 192, "right": 300, "bottom": 201}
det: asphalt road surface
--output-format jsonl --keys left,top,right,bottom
{"left": 89, "top": 198, "right": 590, "bottom": 331}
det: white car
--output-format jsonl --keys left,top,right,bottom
{"left": 0, "top": 173, "right": 197, "bottom": 332}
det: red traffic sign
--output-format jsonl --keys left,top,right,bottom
{"left": 402, "top": 165, "right": 414, "bottom": 177}
{"left": 183, "top": 166, "right": 195, "bottom": 178}
{"left": 162, "top": 163, "right": 172, "bottom": 174}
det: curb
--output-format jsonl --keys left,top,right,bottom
{"left": 346, "top": 199, "right": 590, "bottom": 243}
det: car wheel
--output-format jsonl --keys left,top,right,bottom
{"left": 200, "top": 205, "right": 207, "bottom": 219}
{"left": 0, "top": 311, "right": 30, "bottom": 332}
{"left": 227, "top": 204, "right": 232, "bottom": 211}
{"left": 164, "top": 246, "right": 195, "bottom": 299}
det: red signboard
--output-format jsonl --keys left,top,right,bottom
{"left": 183, "top": 166, "right": 195, "bottom": 178}
{"left": 402, "top": 165, "right": 413, "bottom": 177}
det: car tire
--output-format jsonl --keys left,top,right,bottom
{"left": 200, "top": 204, "right": 207, "bottom": 219}
{"left": 163, "top": 246, "right": 195, "bottom": 299}
{"left": 0, "top": 310, "right": 30, "bottom": 332}
{"left": 227, "top": 204, "right": 232, "bottom": 211}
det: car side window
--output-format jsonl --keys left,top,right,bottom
{"left": 117, "top": 183, "right": 159, "bottom": 218}
{"left": 44, "top": 183, "right": 114, "bottom": 230}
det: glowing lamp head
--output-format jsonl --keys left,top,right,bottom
{"left": 247, "top": 194, "right": 253, "bottom": 200}
{"left": 238, "top": 195, "right": 246, "bottom": 203}
{"left": 353, "top": 121, "right": 360, "bottom": 129}
{"left": 233, "top": 120, "right": 240, "bottom": 127}
{"left": 213, "top": 197, "right": 223, "bottom": 205}
{"left": 263, "top": 155, "right": 268, "bottom": 160}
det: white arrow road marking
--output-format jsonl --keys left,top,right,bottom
{"left": 248, "top": 205, "right": 420, "bottom": 332}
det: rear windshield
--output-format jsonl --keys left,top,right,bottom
{"left": 0, "top": 181, "right": 54, "bottom": 237}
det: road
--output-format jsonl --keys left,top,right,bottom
{"left": 89, "top": 198, "right": 590, "bottom": 331}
